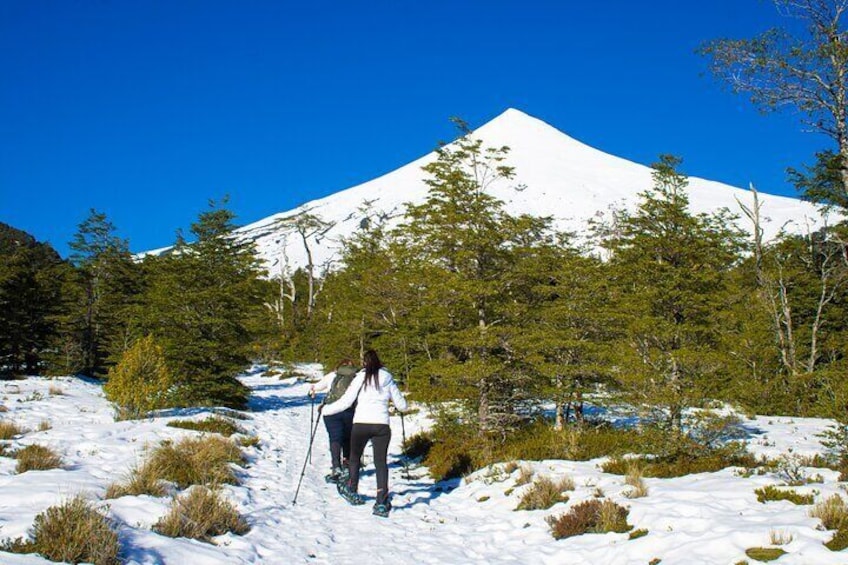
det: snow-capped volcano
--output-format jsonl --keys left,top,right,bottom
{"left": 235, "top": 109, "right": 823, "bottom": 278}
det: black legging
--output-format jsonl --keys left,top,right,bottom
{"left": 323, "top": 406, "right": 355, "bottom": 469}
{"left": 348, "top": 423, "right": 391, "bottom": 504}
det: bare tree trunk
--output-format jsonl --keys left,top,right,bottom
{"left": 554, "top": 375, "right": 565, "bottom": 431}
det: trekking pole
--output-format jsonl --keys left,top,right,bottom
{"left": 400, "top": 412, "right": 411, "bottom": 480}
{"left": 309, "top": 394, "right": 315, "bottom": 464}
{"left": 293, "top": 403, "right": 324, "bottom": 505}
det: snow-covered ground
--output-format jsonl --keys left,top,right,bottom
{"left": 0, "top": 369, "right": 845, "bottom": 564}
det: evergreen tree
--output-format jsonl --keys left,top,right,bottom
{"left": 133, "top": 200, "right": 265, "bottom": 408}
{"left": 601, "top": 156, "right": 746, "bottom": 430}
{"left": 61, "top": 210, "right": 139, "bottom": 377}
{"left": 395, "top": 121, "right": 553, "bottom": 438}
{"left": 0, "top": 224, "right": 66, "bottom": 376}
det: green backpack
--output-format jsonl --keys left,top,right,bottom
{"left": 325, "top": 365, "right": 359, "bottom": 404}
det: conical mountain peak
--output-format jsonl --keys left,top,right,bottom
{"left": 232, "top": 110, "right": 822, "bottom": 277}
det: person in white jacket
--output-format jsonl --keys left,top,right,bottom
{"left": 322, "top": 349, "right": 408, "bottom": 517}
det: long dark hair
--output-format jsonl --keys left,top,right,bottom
{"left": 363, "top": 349, "right": 382, "bottom": 390}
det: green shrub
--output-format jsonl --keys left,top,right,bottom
{"left": 167, "top": 416, "right": 244, "bottom": 436}
{"left": 104, "top": 335, "right": 175, "bottom": 420}
{"left": 629, "top": 528, "right": 648, "bottom": 540}
{"left": 153, "top": 486, "right": 249, "bottom": 542}
{"left": 755, "top": 485, "right": 814, "bottom": 505}
{"left": 402, "top": 431, "right": 434, "bottom": 460}
{"left": 744, "top": 547, "right": 786, "bottom": 562}
{"left": 602, "top": 446, "right": 756, "bottom": 479}
{"left": 420, "top": 420, "right": 480, "bottom": 481}
{"left": 546, "top": 499, "right": 631, "bottom": 539}
{"left": 0, "top": 495, "right": 119, "bottom": 565}
{"left": 515, "top": 476, "right": 572, "bottom": 511}
{"left": 15, "top": 444, "right": 62, "bottom": 473}
{"left": 148, "top": 435, "right": 244, "bottom": 488}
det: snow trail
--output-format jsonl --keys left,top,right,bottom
{"left": 0, "top": 371, "right": 846, "bottom": 564}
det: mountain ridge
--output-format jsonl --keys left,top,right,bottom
{"left": 229, "top": 108, "right": 824, "bottom": 278}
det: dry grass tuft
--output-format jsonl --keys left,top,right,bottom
{"left": 515, "top": 476, "right": 573, "bottom": 511}
{"left": 48, "top": 384, "right": 64, "bottom": 396}
{"left": 15, "top": 444, "right": 63, "bottom": 473}
{"left": 153, "top": 486, "right": 249, "bottom": 542}
{"left": 166, "top": 416, "right": 244, "bottom": 436}
{"left": 0, "top": 495, "right": 119, "bottom": 565}
{"left": 503, "top": 461, "right": 519, "bottom": 474}
{"left": 769, "top": 529, "right": 794, "bottom": 545}
{"left": 809, "top": 494, "right": 848, "bottom": 550}
{"left": 0, "top": 420, "right": 23, "bottom": 440}
{"left": 515, "top": 465, "right": 534, "bottom": 486}
{"left": 546, "top": 498, "right": 631, "bottom": 539}
{"left": 148, "top": 435, "right": 244, "bottom": 488}
{"left": 105, "top": 462, "right": 168, "bottom": 499}
{"left": 810, "top": 494, "right": 848, "bottom": 530}
{"left": 624, "top": 464, "right": 649, "bottom": 498}
{"left": 37, "top": 420, "right": 51, "bottom": 432}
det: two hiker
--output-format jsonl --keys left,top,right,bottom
{"left": 310, "top": 349, "right": 408, "bottom": 517}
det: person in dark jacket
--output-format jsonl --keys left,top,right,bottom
{"left": 310, "top": 359, "right": 359, "bottom": 483}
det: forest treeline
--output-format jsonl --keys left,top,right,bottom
{"left": 2, "top": 0, "right": 847, "bottom": 476}
{"left": 2, "top": 129, "right": 846, "bottom": 425}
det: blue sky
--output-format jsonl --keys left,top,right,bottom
{"left": 0, "top": 0, "right": 827, "bottom": 257}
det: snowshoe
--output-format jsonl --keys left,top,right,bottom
{"left": 324, "top": 467, "right": 344, "bottom": 484}
{"left": 372, "top": 500, "right": 392, "bottom": 518}
{"left": 337, "top": 481, "right": 365, "bottom": 505}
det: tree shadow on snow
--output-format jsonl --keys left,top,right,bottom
{"left": 248, "top": 380, "right": 302, "bottom": 393}
{"left": 118, "top": 530, "right": 168, "bottom": 565}
{"left": 248, "top": 393, "right": 314, "bottom": 413}
{"left": 392, "top": 477, "right": 461, "bottom": 509}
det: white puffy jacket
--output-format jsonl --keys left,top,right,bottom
{"left": 322, "top": 368, "right": 408, "bottom": 425}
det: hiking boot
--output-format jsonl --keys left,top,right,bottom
{"left": 324, "top": 467, "right": 344, "bottom": 484}
{"left": 337, "top": 481, "right": 365, "bottom": 505}
{"left": 372, "top": 499, "right": 392, "bottom": 518}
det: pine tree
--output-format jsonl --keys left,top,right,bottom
{"left": 61, "top": 210, "right": 139, "bottom": 377}
{"left": 0, "top": 223, "right": 67, "bottom": 376}
{"left": 133, "top": 200, "right": 265, "bottom": 408}
{"left": 601, "top": 156, "right": 746, "bottom": 430}
{"left": 395, "top": 120, "right": 553, "bottom": 437}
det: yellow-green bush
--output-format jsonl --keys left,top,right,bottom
{"left": 153, "top": 486, "right": 249, "bottom": 542}
{"left": 105, "top": 462, "right": 168, "bottom": 499}
{"left": 0, "top": 419, "right": 23, "bottom": 439}
{"left": 15, "top": 444, "right": 63, "bottom": 473}
{"left": 755, "top": 485, "right": 814, "bottom": 505}
{"left": 104, "top": 335, "right": 175, "bottom": 420}
{"left": 167, "top": 416, "right": 244, "bottom": 436}
{"left": 515, "top": 476, "right": 573, "bottom": 511}
{"left": 0, "top": 495, "right": 119, "bottom": 565}
{"left": 148, "top": 435, "right": 244, "bottom": 488}
{"left": 546, "top": 499, "right": 631, "bottom": 539}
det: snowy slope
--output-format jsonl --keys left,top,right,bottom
{"left": 234, "top": 109, "right": 824, "bottom": 278}
{"left": 0, "top": 372, "right": 845, "bottom": 564}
